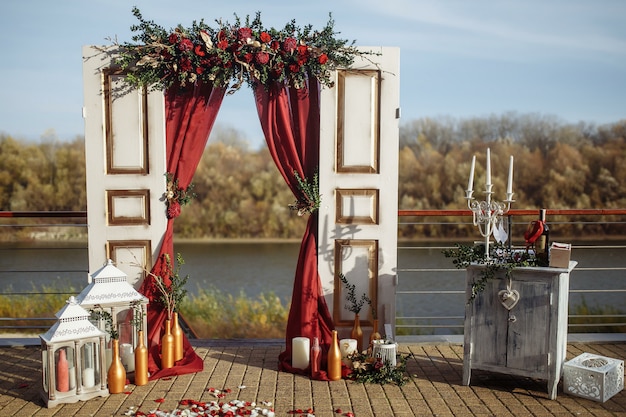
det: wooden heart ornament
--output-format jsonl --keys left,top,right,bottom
{"left": 498, "top": 289, "right": 520, "bottom": 310}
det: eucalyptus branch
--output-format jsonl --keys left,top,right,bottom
{"left": 339, "top": 273, "right": 371, "bottom": 315}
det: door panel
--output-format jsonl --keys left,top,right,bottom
{"left": 82, "top": 46, "right": 168, "bottom": 287}
{"left": 319, "top": 47, "right": 400, "bottom": 336}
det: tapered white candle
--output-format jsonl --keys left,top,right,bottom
{"left": 467, "top": 155, "right": 476, "bottom": 192}
{"left": 486, "top": 148, "right": 491, "bottom": 185}
{"left": 507, "top": 155, "right": 514, "bottom": 194}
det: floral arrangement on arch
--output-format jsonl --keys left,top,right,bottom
{"left": 164, "top": 172, "right": 196, "bottom": 219}
{"left": 114, "top": 7, "right": 368, "bottom": 92}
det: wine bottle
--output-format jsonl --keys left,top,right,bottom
{"left": 327, "top": 330, "right": 342, "bottom": 381}
{"left": 535, "top": 209, "right": 550, "bottom": 266}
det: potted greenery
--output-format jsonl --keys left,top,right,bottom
{"left": 339, "top": 273, "right": 371, "bottom": 352}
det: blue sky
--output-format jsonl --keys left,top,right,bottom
{"left": 1, "top": 0, "right": 625, "bottom": 149}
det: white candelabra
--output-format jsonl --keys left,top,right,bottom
{"left": 465, "top": 149, "right": 515, "bottom": 258}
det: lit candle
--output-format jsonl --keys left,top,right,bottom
{"left": 467, "top": 155, "right": 476, "bottom": 192}
{"left": 486, "top": 148, "right": 491, "bottom": 185}
{"left": 292, "top": 337, "right": 310, "bottom": 370}
{"left": 507, "top": 155, "right": 514, "bottom": 194}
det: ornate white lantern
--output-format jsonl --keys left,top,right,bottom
{"left": 40, "top": 296, "right": 109, "bottom": 408}
{"left": 77, "top": 259, "right": 149, "bottom": 373}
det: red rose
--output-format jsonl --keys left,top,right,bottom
{"left": 244, "top": 53, "right": 254, "bottom": 63}
{"left": 282, "top": 37, "right": 297, "bottom": 52}
{"left": 217, "top": 39, "right": 228, "bottom": 50}
{"left": 167, "top": 201, "right": 181, "bottom": 218}
{"left": 289, "top": 63, "right": 300, "bottom": 73}
{"left": 260, "top": 32, "right": 271, "bottom": 43}
{"left": 179, "top": 57, "right": 192, "bottom": 72}
{"left": 255, "top": 52, "right": 269, "bottom": 65}
{"left": 238, "top": 27, "right": 252, "bottom": 41}
{"left": 194, "top": 44, "right": 206, "bottom": 57}
{"left": 178, "top": 38, "right": 193, "bottom": 52}
{"left": 168, "top": 33, "right": 179, "bottom": 44}
{"left": 270, "top": 40, "right": 280, "bottom": 51}
{"left": 318, "top": 53, "right": 328, "bottom": 64}
{"left": 196, "top": 66, "right": 204, "bottom": 74}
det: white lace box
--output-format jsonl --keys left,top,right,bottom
{"left": 563, "top": 352, "right": 624, "bottom": 402}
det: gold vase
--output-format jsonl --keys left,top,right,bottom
{"left": 107, "top": 339, "right": 126, "bottom": 394}
{"left": 327, "top": 330, "right": 342, "bottom": 381}
{"left": 161, "top": 319, "right": 175, "bottom": 369}
{"left": 350, "top": 314, "right": 363, "bottom": 352}
{"left": 172, "top": 312, "right": 184, "bottom": 362}
{"left": 369, "top": 319, "right": 382, "bottom": 344}
{"left": 134, "top": 330, "right": 149, "bottom": 386}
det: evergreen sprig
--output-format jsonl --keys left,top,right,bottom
{"left": 289, "top": 171, "right": 321, "bottom": 216}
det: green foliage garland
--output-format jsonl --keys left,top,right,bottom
{"left": 442, "top": 242, "right": 536, "bottom": 301}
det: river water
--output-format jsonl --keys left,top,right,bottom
{"left": 1, "top": 240, "right": 624, "bottom": 327}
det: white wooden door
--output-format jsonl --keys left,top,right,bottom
{"left": 82, "top": 46, "right": 168, "bottom": 287}
{"left": 319, "top": 47, "right": 400, "bottom": 338}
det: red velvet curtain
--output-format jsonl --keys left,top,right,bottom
{"left": 254, "top": 77, "right": 335, "bottom": 380}
{"left": 139, "top": 81, "right": 226, "bottom": 380}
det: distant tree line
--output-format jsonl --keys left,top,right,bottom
{"left": 1, "top": 113, "right": 625, "bottom": 240}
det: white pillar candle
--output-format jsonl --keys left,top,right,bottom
{"left": 82, "top": 367, "right": 95, "bottom": 388}
{"left": 507, "top": 155, "right": 514, "bottom": 194}
{"left": 68, "top": 365, "right": 76, "bottom": 390}
{"left": 467, "top": 155, "right": 476, "bottom": 192}
{"left": 120, "top": 343, "right": 135, "bottom": 372}
{"left": 291, "top": 337, "right": 310, "bottom": 369}
{"left": 486, "top": 148, "right": 491, "bottom": 185}
{"left": 339, "top": 339, "right": 357, "bottom": 358}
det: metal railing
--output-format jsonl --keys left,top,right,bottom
{"left": 397, "top": 209, "right": 626, "bottom": 336}
{"left": 2, "top": 209, "right": 626, "bottom": 336}
{"left": 0, "top": 211, "right": 88, "bottom": 333}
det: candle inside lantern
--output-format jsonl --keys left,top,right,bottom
{"left": 486, "top": 148, "right": 491, "bottom": 185}
{"left": 507, "top": 155, "right": 514, "bottom": 195}
{"left": 120, "top": 343, "right": 135, "bottom": 372}
{"left": 292, "top": 337, "right": 310, "bottom": 369}
{"left": 82, "top": 367, "right": 95, "bottom": 388}
{"left": 467, "top": 155, "right": 476, "bottom": 192}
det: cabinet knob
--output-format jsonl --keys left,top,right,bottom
{"left": 508, "top": 315, "right": 517, "bottom": 323}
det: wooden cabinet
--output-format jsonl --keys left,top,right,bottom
{"left": 462, "top": 261, "right": 577, "bottom": 399}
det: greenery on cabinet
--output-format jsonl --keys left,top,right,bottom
{"left": 443, "top": 242, "right": 536, "bottom": 301}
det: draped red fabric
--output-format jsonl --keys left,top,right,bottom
{"left": 139, "top": 81, "right": 226, "bottom": 380}
{"left": 253, "top": 78, "right": 335, "bottom": 380}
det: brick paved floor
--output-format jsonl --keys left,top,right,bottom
{"left": 0, "top": 340, "right": 624, "bottom": 416}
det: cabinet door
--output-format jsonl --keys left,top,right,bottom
{"left": 506, "top": 279, "right": 550, "bottom": 373}
{"left": 471, "top": 279, "right": 509, "bottom": 367}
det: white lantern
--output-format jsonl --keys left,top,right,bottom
{"left": 77, "top": 259, "right": 149, "bottom": 372}
{"left": 40, "top": 296, "right": 109, "bottom": 408}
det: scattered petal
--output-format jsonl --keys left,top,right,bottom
{"left": 238, "top": 385, "right": 247, "bottom": 389}
{"left": 154, "top": 398, "right": 165, "bottom": 403}
{"left": 18, "top": 383, "right": 29, "bottom": 389}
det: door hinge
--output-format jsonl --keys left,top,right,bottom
{"left": 395, "top": 108, "right": 401, "bottom": 119}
